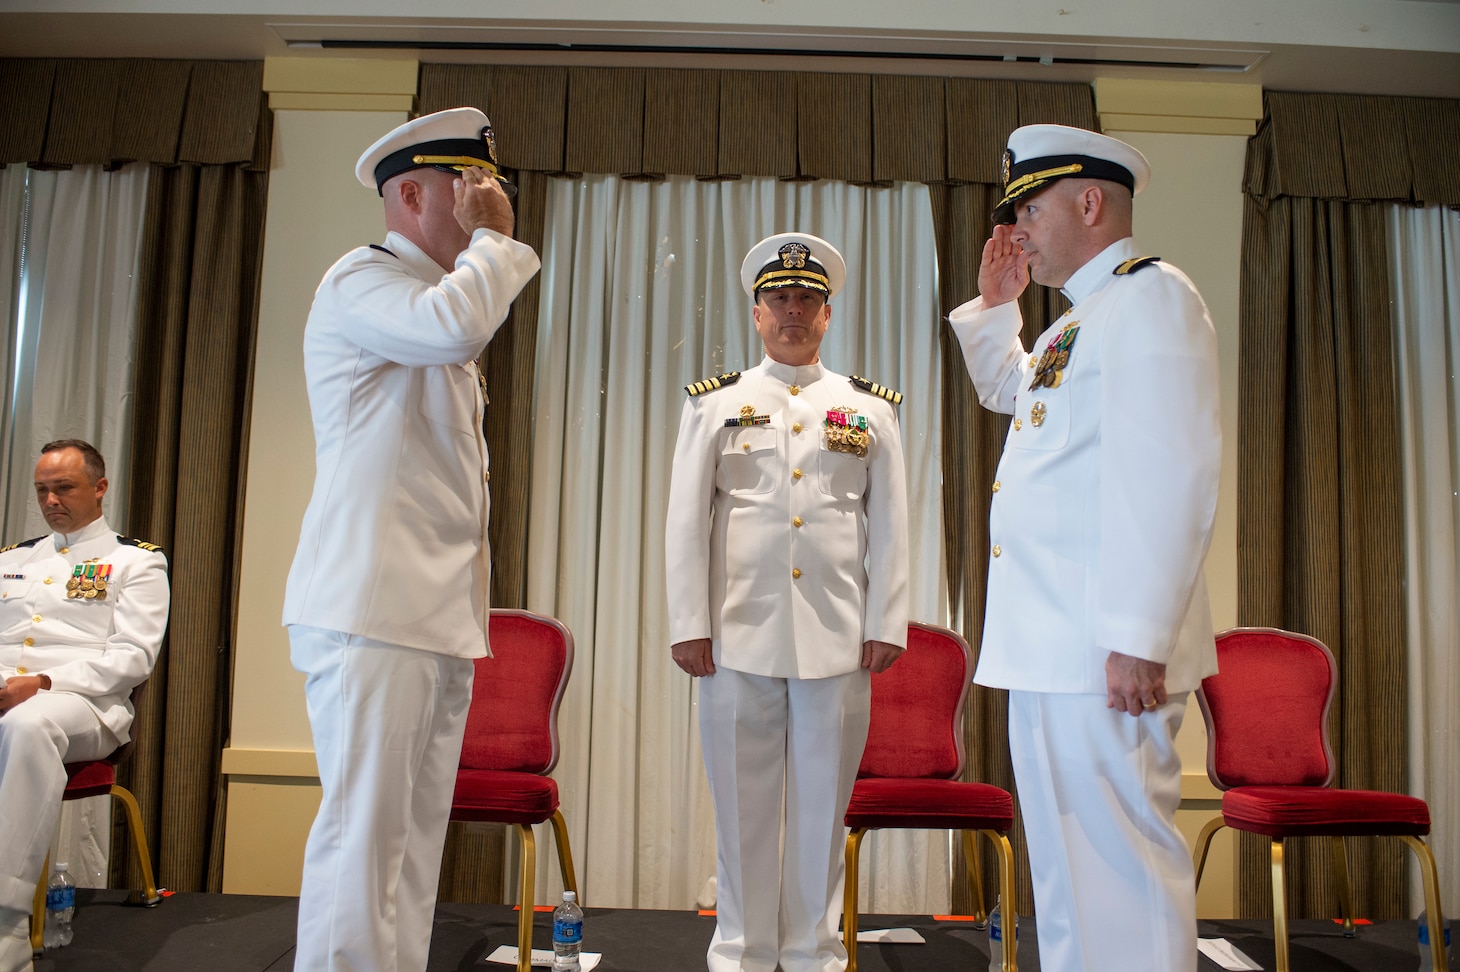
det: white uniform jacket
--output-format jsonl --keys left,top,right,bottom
{"left": 949, "top": 238, "right": 1220, "bottom": 695}
{"left": 283, "top": 228, "right": 540, "bottom": 658}
{"left": 665, "top": 358, "right": 910, "bottom": 678}
{"left": 0, "top": 516, "right": 170, "bottom": 741}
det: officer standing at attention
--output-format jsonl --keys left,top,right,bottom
{"left": 0, "top": 439, "right": 169, "bottom": 972}
{"left": 283, "top": 107, "right": 540, "bottom": 971}
{"left": 666, "top": 233, "right": 910, "bottom": 972}
{"left": 949, "top": 125, "right": 1221, "bottom": 971}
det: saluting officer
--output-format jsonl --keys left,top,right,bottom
{"left": 949, "top": 125, "right": 1222, "bottom": 972}
{"left": 666, "top": 233, "right": 910, "bottom": 972}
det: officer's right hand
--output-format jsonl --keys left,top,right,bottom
{"left": 977, "top": 223, "right": 1031, "bottom": 308}
{"left": 453, "top": 166, "right": 515, "bottom": 239}
{"left": 671, "top": 639, "right": 715, "bottom": 678}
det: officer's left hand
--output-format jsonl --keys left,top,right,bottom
{"left": 861, "top": 640, "right": 904, "bottom": 674}
{"left": 0, "top": 675, "right": 47, "bottom": 713}
{"left": 1105, "top": 651, "right": 1167, "bottom": 717}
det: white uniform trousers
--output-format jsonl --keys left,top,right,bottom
{"left": 0, "top": 692, "right": 118, "bottom": 972}
{"left": 699, "top": 666, "right": 870, "bottom": 972}
{"left": 290, "top": 626, "right": 474, "bottom": 972}
{"left": 1009, "top": 690, "right": 1197, "bottom": 972}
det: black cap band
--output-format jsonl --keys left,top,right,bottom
{"left": 994, "top": 154, "right": 1135, "bottom": 224}
{"left": 372, "top": 137, "right": 500, "bottom": 195}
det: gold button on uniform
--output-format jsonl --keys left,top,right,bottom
{"left": 16, "top": 667, "right": 27, "bottom": 675}
{"left": 23, "top": 638, "right": 34, "bottom": 647}
{"left": 59, "top": 547, "right": 69, "bottom": 554}
{"left": 789, "top": 385, "right": 800, "bottom": 396}
{"left": 792, "top": 423, "right": 803, "bottom": 433}
{"left": 1013, "top": 419, "right": 1022, "bottom": 431}
{"left": 484, "top": 471, "right": 491, "bottom": 482}
{"left": 43, "top": 578, "right": 52, "bottom": 585}
{"left": 792, "top": 568, "right": 802, "bottom": 579}
{"left": 32, "top": 615, "right": 41, "bottom": 623}
{"left": 992, "top": 545, "right": 1002, "bottom": 558}
{"left": 792, "top": 468, "right": 803, "bottom": 480}
{"left": 743, "top": 443, "right": 750, "bottom": 451}
{"left": 992, "top": 481, "right": 1001, "bottom": 492}
{"left": 1028, "top": 355, "right": 1037, "bottom": 368}
{"left": 792, "top": 517, "right": 803, "bottom": 527}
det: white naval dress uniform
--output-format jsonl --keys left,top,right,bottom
{"left": 949, "top": 237, "right": 1220, "bottom": 972}
{"left": 666, "top": 357, "right": 910, "bottom": 972}
{"left": 283, "top": 227, "right": 540, "bottom": 972}
{"left": 0, "top": 517, "right": 169, "bottom": 970}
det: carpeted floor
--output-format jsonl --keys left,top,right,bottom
{"left": 28, "top": 889, "right": 1441, "bottom": 970}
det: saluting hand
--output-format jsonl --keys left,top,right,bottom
{"left": 453, "top": 166, "right": 514, "bottom": 239}
{"left": 977, "top": 224, "right": 1031, "bottom": 309}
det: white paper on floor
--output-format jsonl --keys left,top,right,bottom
{"left": 855, "top": 927, "right": 926, "bottom": 943}
{"left": 483, "top": 945, "right": 603, "bottom": 969}
{"left": 1198, "top": 938, "right": 1263, "bottom": 971}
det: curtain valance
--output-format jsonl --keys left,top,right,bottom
{"left": 0, "top": 58, "right": 269, "bottom": 170}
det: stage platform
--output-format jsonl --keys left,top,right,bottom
{"left": 29, "top": 889, "right": 1433, "bottom": 970}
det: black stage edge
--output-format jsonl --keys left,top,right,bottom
{"left": 31, "top": 889, "right": 1438, "bottom": 970}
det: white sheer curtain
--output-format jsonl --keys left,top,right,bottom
{"left": 525, "top": 174, "right": 949, "bottom": 915}
{"left": 0, "top": 161, "right": 150, "bottom": 886}
{"left": 1388, "top": 203, "right": 1460, "bottom": 912}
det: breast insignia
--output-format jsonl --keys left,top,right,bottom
{"left": 685, "top": 372, "right": 742, "bottom": 396}
{"left": 118, "top": 537, "right": 166, "bottom": 554}
{"left": 0, "top": 537, "right": 44, "bottom": 554}
{"left": 1113, "top": 256, "right": 1161, "bottom": 275}
{"left": 849, "top": 376, "right": 903, "bottom": 405}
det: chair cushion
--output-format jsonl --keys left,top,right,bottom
{"left": 1223, "top": 786, "right": 1431, "bottom": 838}
{"left": 63, "top": 760, "right": 116, "bottom": 800}
{"left": 845, "top": 778, "right": 1014, "bottom": 832}
{"left": 451, "top": 769, "right": 560, "bottom": 826}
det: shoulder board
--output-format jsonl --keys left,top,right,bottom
{"left": 685, "top": 372, "right": 742, "bottom": 396}
{"left": 0, "top": 536, "right": 45, "bottom": 554}
{"left": 369, "top": 244, "right": 397, "bottom": 258}
{"left": 117, "top": 537, "right": 165, "bottom": 554}
{"left": 849, "top": 375, "right": 903, "bottom": 405}
{"left": 1113, "top": 256, "right": 1161, "bottom": 275}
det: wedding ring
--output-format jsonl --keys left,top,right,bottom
{"left": 1142, "top": 700, "right": 1158, "bottom": 709}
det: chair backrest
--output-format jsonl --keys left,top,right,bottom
{"left": 459, "top": 609, "right": 574, "bottom": 775}
{"left": 1199, "top": 626, "right": 1336, "bottom": 790}
{"left": 857, "top": 621, "right": 973, "bottom": 781}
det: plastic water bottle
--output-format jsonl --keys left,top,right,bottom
{"left": 1418, "top": 910, "right": 1451, "bottom": 971}
{"left": 551, "top": 889, "right": 583, "bottom": 971}
{"left": 44, "top": 861, "right": 76, "bottom": 948}
{"left": 987, "top": 894, "right": 1016, "bottom": 971}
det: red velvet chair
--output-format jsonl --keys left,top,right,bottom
{"left": 451, "top": 609, "right": 578, "bottom": 972}
{"left": 842, "top": 621, "right": 1018, "bottom": 972}
{"left": 1192, "top": 627, "right": 1448, "bottom": 972}
{"left": 29, "top": 686, "right": 161, "bottom": 954}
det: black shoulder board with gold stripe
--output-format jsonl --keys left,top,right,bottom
{"left": 0, "top": 536, "right": 44, "bottom": 554}
{"left": 685, "top": 372, "right": 742, "bottom": 396}
{"left": 369, "top": 244, "right": 397, "bottom": 258}
{"left": 1114, "top": 256, "right": 1161, "bottom": 275}
{"left": 118, "top": 537, "right": 165, "bottom": 554}
{"left": 850, "top": 375, "right": 903, "bottom": 405}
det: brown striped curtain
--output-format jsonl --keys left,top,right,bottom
{"left": 1237, "top": 91, "right": 1460, "bottom": 921}
{"left": 1, "top": 57, "right": 271, "bottom": 894}
{"left": 418, "top": 64, "right": 1094, "bottom": 913}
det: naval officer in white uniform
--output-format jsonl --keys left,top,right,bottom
{"left": 0, "top": 440, "right": 169, "bottom": 972}
{"left": 283, "top": 107, "right": 540, "bottom": 971}
{"left": 949, "top": 125, "right": 1221, "bottom": 971}
{"left": 666, "top": 233, "right": 910, "bottom": 972}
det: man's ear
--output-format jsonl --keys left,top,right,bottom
{"left": 1080, "top": 184, "right": 1104, "bottom": 225}
{"left": 394, "top": 176, "right": 423, "bottom": 214}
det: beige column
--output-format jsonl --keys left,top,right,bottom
{"left": 221, "top": 58, "right": 416, "bottom": 895}
{"left": 1095, "top": 78, "right": 1263, "bottom": 919}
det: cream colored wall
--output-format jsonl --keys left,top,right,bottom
{"left": 223, "top": 63, "right": 1252, "bottom": 912}
{"left": 221, "top": 64, "right": 414, "bottom": 893}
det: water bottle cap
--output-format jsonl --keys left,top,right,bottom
{"left": 563, "top": 891, "right": 577, "bottom": 902}
{"left": 55, "top": 862, "right": 69, "bottom": 871}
